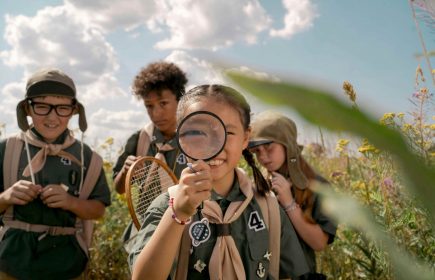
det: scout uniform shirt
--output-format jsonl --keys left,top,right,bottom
{"left": 0, "top": 129, "right": 111, "bottom": 280}
{"left": 296, "top": 185, "right": 337, "bottom": 277}
{"left": 112, "top": 126, "right": 188, "bottom": 180}
{"left": 129, "top": 171, "right": 310, "bottom": 279}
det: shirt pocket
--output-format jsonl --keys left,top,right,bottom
{"left": 246, "top": 224, "right": 269, "bottom": 260}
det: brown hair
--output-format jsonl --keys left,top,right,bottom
{"left": 279, "top": 155, "right": 318, "bottom": 224}
{"left": 177, "top": 84, "right": 271, "bottom": 195}
{"left": 132, "top": 61, "right": 188, "bottom": 100}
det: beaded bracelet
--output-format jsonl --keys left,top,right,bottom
{"left": 283, "top": 199, "right": 299, "bottom": 212}
{"left": 168, "top": 198, "right": 191, "bottom": 225}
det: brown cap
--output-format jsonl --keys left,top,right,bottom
{"left": 250, "top": 111, "right": 308, "bottom": 189}
{"left": 16, "top": 68, "right": 87, "bottom": 132}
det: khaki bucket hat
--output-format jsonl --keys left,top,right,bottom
{"left": 250, "top": 111, "right": 308, "bottom": 190}
{"left": 16, "top": 68, "right": 87, "bottom": 132}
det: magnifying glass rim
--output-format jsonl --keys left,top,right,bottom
{"left": 176, "top": 110, "right": 227, "bottom": 161}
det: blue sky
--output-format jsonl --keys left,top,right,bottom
{"left": 0, "top": 0, "right": 433, "bottom": 148}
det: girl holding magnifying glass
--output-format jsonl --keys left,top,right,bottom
{"left": 249, "top": 111, "right": 337, "bottom": 280}
{"left": 129, "top": 85, "right": 310, "bottom": 280}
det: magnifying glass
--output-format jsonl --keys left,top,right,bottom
{"left": 176, "top": 111, "right": 226, "bottom": 161}
{"left": 176, "top": 110, "right": 227, "bottom": 247}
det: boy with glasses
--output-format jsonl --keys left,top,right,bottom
{"left": 0, "top": 68, "right": 111, "bottom": 279}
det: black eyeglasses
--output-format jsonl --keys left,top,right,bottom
{"left": 28, "top": 100, "right": 75, "bottom": 117}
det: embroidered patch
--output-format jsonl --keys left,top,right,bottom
{"left": 256, "top": 262, "right": 266, "bottom": 278}
{"left": 60, "top": 157, "right": 72, "bottom": 165}
{"left": 248, "top": 211, "right": 265, "bottom": 232}
{"left": 176, "top": 153, "right": 187, "bottom": 165}
{"left": 263, "top": 251, "right": 272, "bottom": 261}
{"left": 193, "top": 259, "right": 206, "bottom": 273}
{"left": 189, "top": 218, "right": 211, "bottom": 247}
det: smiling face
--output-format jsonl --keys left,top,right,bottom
{"left": 182, "top": 98, "right": 250, "bottom": 190}
{"left": 27, "top": 95, "right": 75, "bottom": 143}
{"left": 144, "top": 89, "right": 178, "bottom": 139}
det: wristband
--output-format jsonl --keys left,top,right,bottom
{"left": 168, "top": 198, "right": 191, "bottom": 225}
{"left": 283, "top": 199, "right": 299, "bottom": 212}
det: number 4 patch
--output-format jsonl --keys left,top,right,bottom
{"left": 248, "top": 211, "right": 265, "bottom": 232}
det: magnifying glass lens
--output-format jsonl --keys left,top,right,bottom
{"left": 177, "top": 111, "right": 226, "bottom": 161}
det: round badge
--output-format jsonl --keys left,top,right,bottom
{"left": 189, "top": 217, "right": 211, "bottom": 247}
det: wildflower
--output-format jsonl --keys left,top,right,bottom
{"left": 415, "top": 65, "right": 425, "bottom": 84}
{"left": 343, "top": 81, "right": 357, "bottom": 103}
{"left": 358, "top": 139, "right": 380, "bottom": 154}
{"left": 103, "top": 161, "right": 113, "bottom": 171}
{"left": 336, "top": 139, "right": 350, "bottom": 153}
{"left": 380, "top": 113, "right": 396, "bottom": 125}
{"left": 397, "top": 113, "right": 405, "bottom": 119}
{"left": 105, "top": 137, "right": 114, "bottom": 145}
{"left": 430, "top": 124, "right": 435, "bottom": 130}
{"left": 382, "top": 177, "right": 393, "bottom": 188}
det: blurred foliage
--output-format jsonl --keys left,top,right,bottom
{"left": 228, "top": 70, "right": 435, "bottom": 279}
{"left": 85, "top": 70, "right": 435, "bottom": 279}
{"left": 86, "top": 163, "right": 131, "bottom": 280}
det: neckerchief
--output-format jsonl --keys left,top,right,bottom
{"left": 20, "top": 129, "right": 81, "bottom": 177}
{"left": 201, "top": 168, "right": 253, "bottom": 280}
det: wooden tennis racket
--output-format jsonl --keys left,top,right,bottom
{"left": 125, "top": 156, "right": 178, "bottom": 230}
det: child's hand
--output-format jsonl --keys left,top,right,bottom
{"left": 0, "top": 180, "right": 42, "bottom": 205}
{"left": 174, "top": 160, "right": 212, "bottom": 219}
{"left": 270, "top": 172, "right": 293, "bottom": 206}
{"left": 122, "top": 155, "right": 138, "bottom": 174}
{"left": 40, "top": 184, "right": 73, "bottom": 210}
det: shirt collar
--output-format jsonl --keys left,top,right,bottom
{"left": 210, "top": 172, "right": 246, "bottom": 202}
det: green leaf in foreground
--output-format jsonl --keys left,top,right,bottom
{"left": 319, "top": 187, "right": 435, "bottom": 280}
{"left": 227, "top": 71, "right": 435, "bottom": 224}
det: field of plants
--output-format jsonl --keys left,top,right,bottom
{"left": 84, "top": 68, "right": 435, "bottom": 279}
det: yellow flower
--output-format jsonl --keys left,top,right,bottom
{"left": 105, "top": 137, "right": 114, "bottom": 145}
{"left": 358, "top": 139, "right": 380, "bottom": 154}
{"left": 336, "top": 139, "right": 350, "bottom": 152}
{"left": 380, "top": 113, "right": 396, "bottom": 125}
{"left": 430, "top": 124, "right": 435, "bottom": 130}
{"left": 397, "top": 113, "right": 405, "bottom": 119}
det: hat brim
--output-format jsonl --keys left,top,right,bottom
{"left": 248, "top": 139, "right": 273, "bottom": 149}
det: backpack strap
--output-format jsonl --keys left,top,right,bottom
{"left": 0, "top": 135, "right": 24, "bottom": 241}
{"left": 3, "top": 135, "right": 22, "bottom": 189}
{"left": 255, "top": 190, "right": 281, "bottom": 280}
{"left": 136, "top": 123, "right": 154, "bottom": 156}
{"left": 1, "top": 137, "right": 103, "bottom": 257}
{"left": 75, "top": 151, "right": 104, "bottom": 256}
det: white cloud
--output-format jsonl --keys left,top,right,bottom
{"left": 0, "top": 82, "right": 23, "bottom": 134}
{"left": 86, "top": 108, "right": 148, "bottom": 146}
{"left": 270, "top": 0, "right": 318, "bottom": 38}
{"left": 153, "top": 0, "right": 271, "bottom": 50}
{"left": 165, "top": 50, "right": 227, "bottom": 87}
{"left": 65, "top": 0, "right": 157, "bottom": 32}
{"left": 0, "top": 5, "right": 123, "bottom": 104}
{"left": 65, "top": 0, "right": 272, "bottom": 51}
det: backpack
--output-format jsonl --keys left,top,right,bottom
{"left": 0, "top": 134, "right": 103, "bottom": 257}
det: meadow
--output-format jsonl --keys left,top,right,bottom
{"left": 86, "top": 72, "right": 434, "bottom": 279}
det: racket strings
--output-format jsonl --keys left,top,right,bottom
{"left": 129, "top": 161, "right": 175, "bottom": 222}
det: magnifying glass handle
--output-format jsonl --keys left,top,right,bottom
{"left": 187, "top": 163, "right": 204, "bottom": 211}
